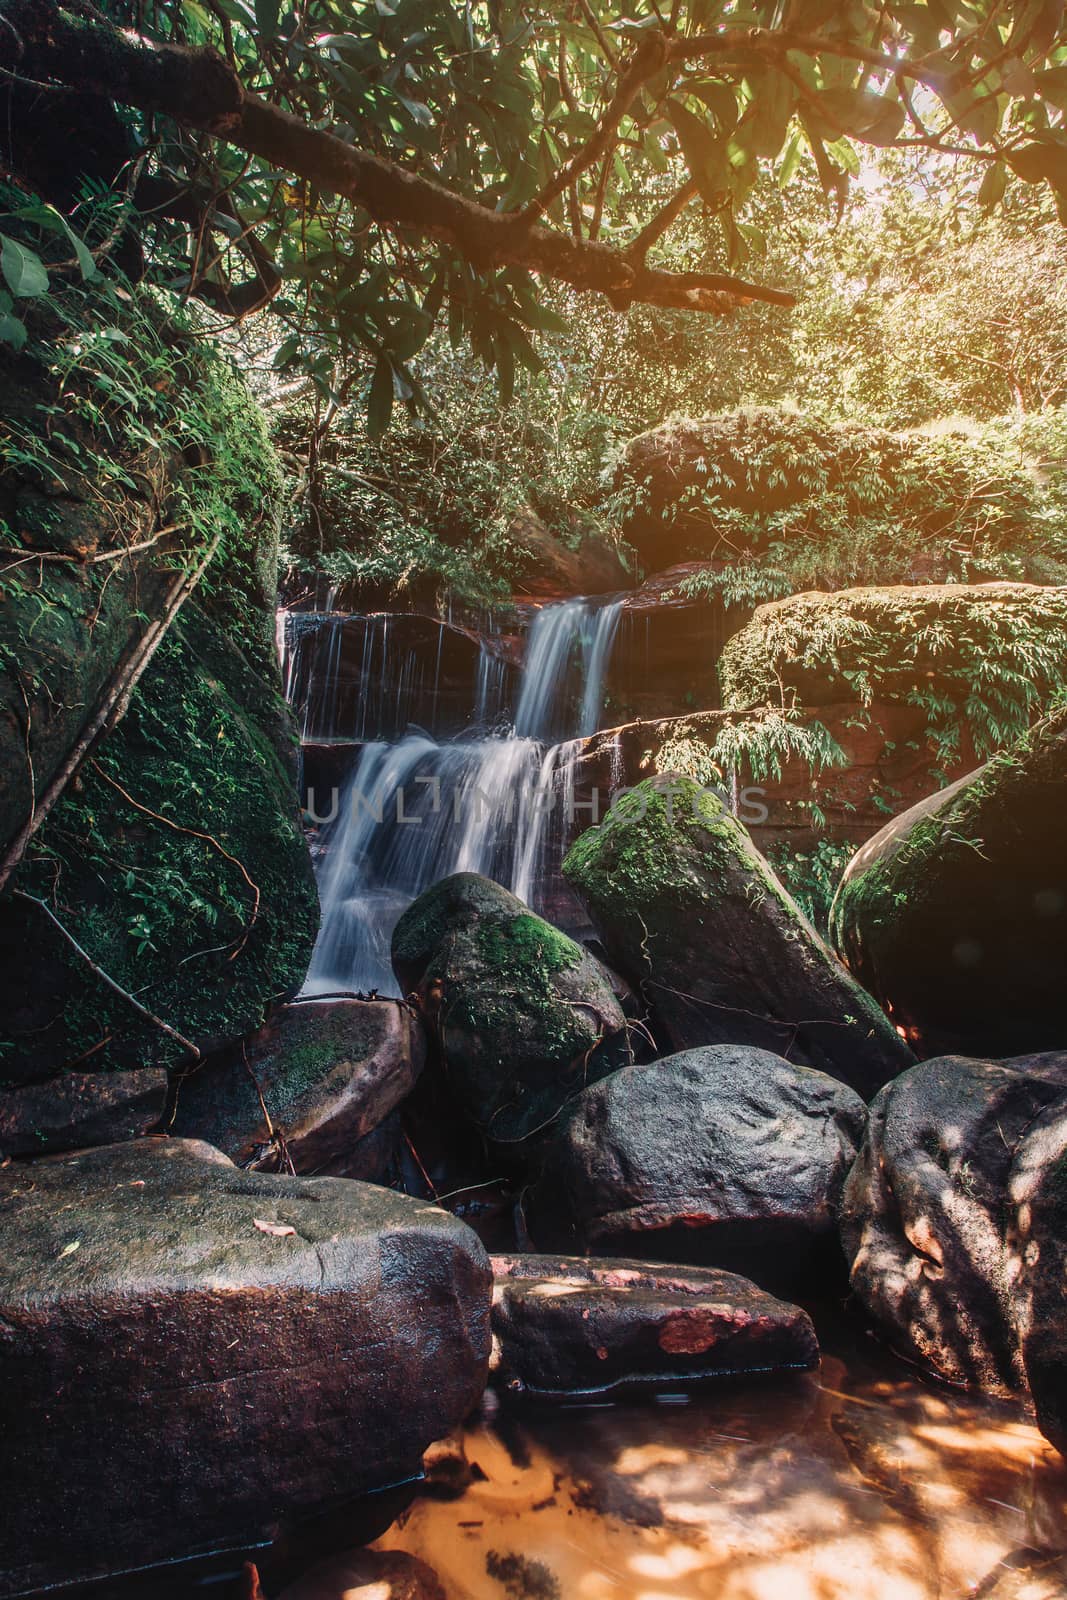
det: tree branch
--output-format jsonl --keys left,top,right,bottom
{"left": 10, "top": 0, "right": 795, "bottom": 312}
{"left": 519, "top": 30, "right": 669, "bottom": 226}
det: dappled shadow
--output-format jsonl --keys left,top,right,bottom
{"left": 366, "top": 1326, "right": 1067, "bottom": 1600}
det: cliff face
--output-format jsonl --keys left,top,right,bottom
{"left": 0, "top": 253, "right": 317, "bottom": 1137}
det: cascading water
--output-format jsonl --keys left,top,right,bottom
{"left": 297, "top": 594, "right": 624, "bottom": 996}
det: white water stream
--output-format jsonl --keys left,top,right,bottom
{"left": 294, "top": 597, "right": 624, "bottom": 996}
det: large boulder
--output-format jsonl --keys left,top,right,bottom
{"left": 0, "top": 1138, "right": 491, "bottom": 1596}
{"left": 718, "top": 584, "right": 1067, "bottom": 721}
{"left": 489, "top": 1252, "right": 819, "bottom": 1399}
{"left": 840, "top": 1053, "right": 1067, "bottom": 1397}
{"left": 391, "top": 873, "right": 629, "bottom": 1144}
{"left": 614, "top": 408, "right": 1040, "bottom": 576}
{"left": 0, "top": 266, "right": 319, "bottom": 1103}
{"left": 525, "top": 1045, "right": 866, "bottom": 1286}
{"left": 562, "top": 774, "right": 911, "bottom": 1097}
{"left": 830, "top": 706, "right": 1067, "bottom": 1057}
{"left": 169, "top": 998, "right": 423, "bottom": 1177}
{"left": 1009, "top": 1101, "right": 1067, "bottom": 1454}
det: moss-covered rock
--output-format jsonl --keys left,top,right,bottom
{"left": 563, "top": 774, "right": 911, "bottom": 1098}
{"left": 718, "top": 583, "right": 1067, "bottom": 764}
{"left": 169, "top": 998, "right": 422, "bottom": 1177}
{"left": 0, "top": 246, "right": 318, "bottom": 1091}
{"left": 391, "top": 872, "right": 629, "bottom": 1144}
{"left": 829, "top": 706, "right": 1067, "bottom": 1058}
{"left": 613, "top": 407, "right": 1047, "bottom": 583}
{"left": 1, "top": 603, "right": 318, "bottom": 1078}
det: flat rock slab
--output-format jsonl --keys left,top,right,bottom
{"left": 489, "top": 1252, "right": 819, "bottom": 1399}
{"left": 0, "top": 1066, "right": 165, "bottom": 1156}
{"left": 169, "top": 998, "right": 423, "bottom": 1175}
{"left": 0, "top": 1137, "right": 490, "bottom": 1597}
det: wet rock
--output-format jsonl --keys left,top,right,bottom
{"left": 277, "top": 1549, "right": 446, "bottom": 1600}
{"left": 169, "top": 999, "right": 423, "bottom": 1176}
{"left": 0, "top": 1137, "right": 491, "bottom": 1597}
{"left": 525, "top": 1045, "right": 866, "bottom": 1286}
{"left": 489, "top": 1251, "right": 819, "bottom": 1398}
{"left": 831, "top": 704, "right": 1067, "bottom": 1056}
{"left": 0, "top": 1066, "right": 165, "bottom": 1156}
{"left": 1009, "top": 1100, "right": 1067, "bottom": 1456}
{"left": 508, "top": 504, "right": 629, "bottom": 599}
{"left": 841, "top": 1053, "right": 1067, "bottom": 1396}
{"left": 830, "top": 705, "right": 1067, "bottom": 1058}
{"left": 563, "top": 774, "right": 911, "bottom": 1097}
{"left": 391, "top": 874, "right": 629, "bottom": 1144}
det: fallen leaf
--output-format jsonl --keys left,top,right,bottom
{"left": 253, "top": 1218, "right": 295, "bottom": 1237}
{"left": 58, "top": 1240, "right": 80, "bottom": 1259}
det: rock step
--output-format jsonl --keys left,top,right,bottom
{"left": 489, "top": 1251, "right": 819, "bottom": 1399}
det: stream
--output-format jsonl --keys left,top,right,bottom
{"left": 268, "top": 593, "right": 1067, "bottom": 1600}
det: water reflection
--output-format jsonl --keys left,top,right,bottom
{"left": 366, "top": 1335, "right": 1067, "bottom": 1600}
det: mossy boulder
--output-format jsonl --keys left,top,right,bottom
{"left": 390, "top": 873, "right": 629, "bottom": 1144}
{"left": 718, "top": 583, "right": 1067, "bottom": 762}
{"left": 0, "top": 604, "right": 318, "bottom": 1080}
{"left": 169, "top": 998, "right": 423, "bottom": 1177}
{"left": 829, "top": 706, "right": 1067, "bottom": 1058}
{"left": 0, "top": 255, "right": 318, "bottom": 1098}
{"left": 563, "top": 774, "right": 911, "bottom": 1098}
{"left": 613, "top": 408, "right": 1042, "bottom": 579}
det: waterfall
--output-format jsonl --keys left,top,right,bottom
{"left": 298, "top": 594, "right": 623, "bottom": 996}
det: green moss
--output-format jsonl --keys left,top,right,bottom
{"left": 11, "top": 608, "right": 318, "bottom": 1074}
{"left": 829, "top": 704, "right": 1067, "bottom": 947}
{"left": 718, "top": 584, "right": 1067, "bottom": 770}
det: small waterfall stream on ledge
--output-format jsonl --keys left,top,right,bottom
{"left": 281, "top": 595, "right": 625, "bottom": 996}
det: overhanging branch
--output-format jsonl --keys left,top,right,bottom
{"left": 7, "top": 0, "right": 796, "bottom": 312}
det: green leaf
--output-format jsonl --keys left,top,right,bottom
{"left": 667, "top": 98, "right": 730, "bottom": 208}
{"left": 367, "top": 353, "right": 395, "bottom": 438}
{"left": 0, "top": 313, "right": 27, "bottom": 349}
{"left": 977, "top": 160, "right": 1007, "bottom": 210}
{"left": 254, "top": 0, "right": 281, "bottom": 41}
{"left": 1, "top": 235, "right": 49, "bottom": 298}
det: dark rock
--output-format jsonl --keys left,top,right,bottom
{"left": 563, "top": 774, "right": 911, "bottom": 1097}
{"left": 169, "top": 999, "right": 423, "bottom": 1176}
{"left": 0, "top": 1137, "right": 491, "bottom": 1597}
{"left": 283, "top": 610, "right": 515, "bottom": 741}
{"left": 489, "top": 1251, "right": 819, "bottom": 1398}
{"left": 525, "top": 1045, "right": 866, "bottom": 1285}
{"left": 1009, "top": 1100, "right": 1067, "bottom": 1455}
{"left": 840, "top": 1054, "right": 1067, "bottom": 1395}
{"left": 0, "top": 1066, "right": 165, "bottom": 1155}
{"left": 830, "top": 706, "right": 1067, "bottom": 1057}
{"left": 508, "top": 504, "right": 630, "bottom": 599}
{"left": 278, "top": 1549, "right": 446, "bottom": 1600}
{"left": 391, "top": 873, "right": 629, "bottom": 1144}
